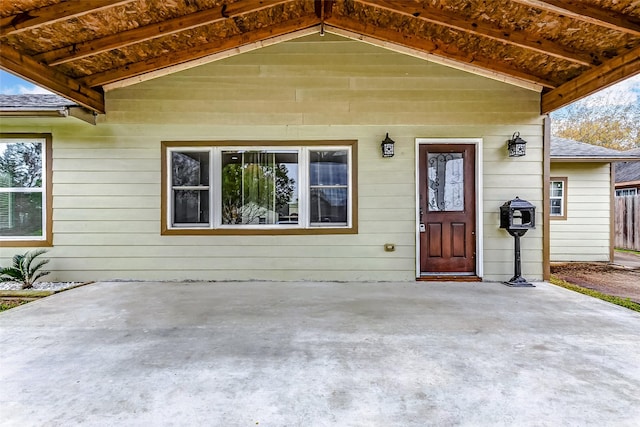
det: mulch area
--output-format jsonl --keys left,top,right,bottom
{"left": 551, "top": 262, "right": 640, "bottom": 304}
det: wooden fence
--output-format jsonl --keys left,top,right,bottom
{"left": 615, "top": 195, "right": 640, "bottom": 251}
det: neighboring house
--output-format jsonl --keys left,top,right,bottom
{"left": 1, "top": 1, "right": 639, "bottom": 284}
{"left": 615, "top": 148, "right": 640, "bottom": 196}
{"left": 0, "top": 94, "right": 93, "bottom": 122}
{"left": 549, "top": 138, "right": 640, "bottom": 263}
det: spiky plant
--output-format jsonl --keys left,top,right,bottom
{"left": 0, "top": 249, "right": 50, "bottom": 289}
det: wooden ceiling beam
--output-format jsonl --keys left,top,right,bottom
{"left": 0, "top": 45, "right": 105, "bottom": 113}
{"left": 79, "top": 15, "right": 320, "bottom": 88}
{"left": 314, "top": 0, "right": 335, "bottom": 19}
{"left": 357, "top": 0, "right": 596, "bottom": 66}
{"left": 542, "top": 44, "right": 640, "bottom": 113}
{"left": 512, "top": 0, "right": 640, "bottom": 36}
{"left": 35, "top": 0, "right": 296, "bottom": 66}
{"left": 0, "top": 0, "right": 134, "bottom": 37}
{"left": 326, "top": 16, "right": 557, "bottom": 89}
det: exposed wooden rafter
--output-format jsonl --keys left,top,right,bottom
{"left": 357, "top": 0, "right": 596, "bottom": 66}
{"left": 326, "top": 15, "right": 558, "bottom": 89}
{"left": 35, "top": 0, "right": 296, "bottom": 66}
{"left": 314, "top": 0, "right": 335, "bottom": 36}
{"left": 104, "top": 26, "right": 323, "bottom": 90}
{"left": 0, "top": 0, "right": 134, "bottom": 37}
{"left": 314, "top": 0, "right": 335, "bottom": 19}
{"left": 1, "top": 0, "right": 639, "bottom": 115}
{"left": 542, "top": 44, "right": 640, "bottom": 113}
{"left": 0, "top": 44, "right": 105, "bottom": 113}
{"left": 512, "top": 0, "right": 640, "bottom": 36}
{"left": 328, "top": 26, "right": 544, "bottom": 92}
{"left": 80, "top": 15, "right": 320, "bottom": 87}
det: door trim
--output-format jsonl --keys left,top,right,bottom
{"left": 415, "top": 138, "right": 484, "bottom": 279}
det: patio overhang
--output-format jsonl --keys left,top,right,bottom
{"left": 1, "top": 0, "right": 639, "bottom": 115}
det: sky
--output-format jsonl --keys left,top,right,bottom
{"left": 0, "top": 70, "right": 53, "bottom": 95}
{"left": 577, "top": 73, "right": 640, "bottom": 107}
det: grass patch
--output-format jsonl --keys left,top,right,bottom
{"left": 550, "top": 276, "right": 640, "bottom": 313}
{"left": 0, "top": 290, "right": 54, "bottom": 298}
{"left": 0, "top": 300, "right": 30, "bottom": 312}
{"left": 615, "top": 248, "right": 640, "bottom": 256}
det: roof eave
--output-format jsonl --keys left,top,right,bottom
{"left": 551, "top": 156, "right": 640, "bottom": 162}
{"left": 0, "top": 108, "right": 68, "bottom": 117}
{"left": 615, "top": 180, "right": 640, "bottom": 187}
{"left": 0, "top": 106, "right": 97, "bottom": 125}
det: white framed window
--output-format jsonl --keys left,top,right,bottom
{"left": 0, "top": 134, "right": 52, "bottom": 246}
{"left": 550, "top": 177, "right": 567, "bottom": 220}
{"left": 616, "top": 188, "right": 637, "bottom": 197}
{"left": 162, "top": 141, "right": 357, "bottom": 235}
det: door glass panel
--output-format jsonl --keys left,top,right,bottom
{"left": 427, "top": 152, "right": 464, "bottom": 212}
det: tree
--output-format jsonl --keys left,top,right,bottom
{"left": 551, "top": 86, "right": 640, "bottom": 150}
{"left": 222, "top": 157, "right": 295, "bottom": 225}
{"left": 0, "top": 142, "right": 43, "bottom": 236}
{"left": 0, "top": 141, "right": 42, "bottom": 188}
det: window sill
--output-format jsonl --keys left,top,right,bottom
{"left": 161, "top": 227, "right": 357, "bottom": 236}
{"left": 0, "top": 239, "right": 53, "bottom": 247}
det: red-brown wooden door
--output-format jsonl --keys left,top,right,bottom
{"left": 419, "top": 144, "right": 476, "bottom": 275}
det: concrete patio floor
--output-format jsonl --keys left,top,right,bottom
{"left": 1, "top": 281, "right": 639, "bottom": 426}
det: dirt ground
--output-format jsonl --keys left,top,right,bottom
{"left": 551, "top": 261, "right": 640, "bottom": 304}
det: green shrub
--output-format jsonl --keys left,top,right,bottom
{"left": 0, "top": 250, "right": 50, "bottom": 290}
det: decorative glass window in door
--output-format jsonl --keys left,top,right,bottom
{"left": 427, "top": 152, "right": 464, "bottom": 211}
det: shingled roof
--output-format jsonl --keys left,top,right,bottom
{"left": 1, "top": 1, "right": 640, "bottom": 114}
{"left": 616, "top": 147, "right": 640, "bottom": 184}
{"left": 0, "top": 94, "right": 77, "bottom": 110}
{"left": 0, "top": 93, "right": 94, "bottom": 124}
{"left": 551, "top": 137, "right": 640, "bottom": 161}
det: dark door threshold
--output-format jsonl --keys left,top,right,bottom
{"left": 417, "top": 274, "right": 482, "bottom": 282}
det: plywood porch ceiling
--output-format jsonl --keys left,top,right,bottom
{"left": 1, "top": 0, "right": 640, "bottom": 115}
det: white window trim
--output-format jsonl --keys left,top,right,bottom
{"left": 615, "top": 188, "right": 637, "bottom": 197}
{"left": 414, "top": 138, "right": 484, "bottom": 279}
{"left": 165, "top": 144, "right": 354, "bottom": 232}
{"left": 168, "top": 147, "right": 213, "bottom": 229}
{"left": 0, "top": 137, "right": 48, "bottom": 243}
{"left": 550, "top": 178, "right": 567, "bottom": 219}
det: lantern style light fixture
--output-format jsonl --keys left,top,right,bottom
{"left": 507, "top": 132, "right": 527, "bottom": 157}
{"left": 381, "top": 133, "right": 395, "bottom": 158}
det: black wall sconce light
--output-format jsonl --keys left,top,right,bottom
{"left": 381, "top": 133, "right": 395, "bottom": 158}
{"left": 507, "top": 132, "right": 527, "bottom": 157}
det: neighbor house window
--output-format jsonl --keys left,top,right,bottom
{"left": 550, "top": 177, "right": 567, "bottom": 220}
{"left": 0, "top": 134, "right": 52, "bottom": 246}
{"left": 615, "top": 188, "right": 637, "bottom": 197}
{"left": 162, "top": 141, "right": 357, "bottom": 235}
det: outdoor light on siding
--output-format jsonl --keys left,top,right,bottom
{"left": 381, "top": 133, "right": 395, "bottom": 158}
{"left": 507, "top": 132, "right": 527, "bottom": 157}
